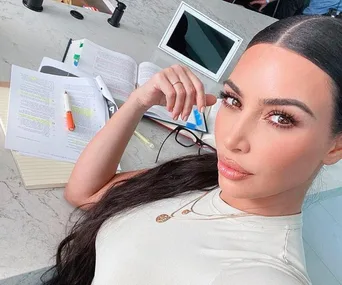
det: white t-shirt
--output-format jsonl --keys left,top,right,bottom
{"left": 92, "top": 188, "right": 311, "bottom": 285}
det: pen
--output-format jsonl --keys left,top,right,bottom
{"left": 64, "top": 91, "right": 75, "bottom": 131}
{"left": 62, "top": 38, "right": 72, "bottom": 63}
{"left": 134, "top": 131, "right": 155, "bottom": 149}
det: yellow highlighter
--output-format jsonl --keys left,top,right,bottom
{"left": 134, "top": 131, "right": 155, "bottom": 149}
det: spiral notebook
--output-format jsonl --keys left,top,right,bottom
{"left": 0, "top": 85, "right": 74, "bottom": 190}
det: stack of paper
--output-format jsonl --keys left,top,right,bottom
{"left": 0, "top": 64, "right": 115, "bottom": 189}
{"left": 0, "top": 86, "right": 74, "bottom": 189}
{"left": 5, "top": 65, "right": 108, "bottom": 163}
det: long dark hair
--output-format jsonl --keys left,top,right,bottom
{"left": 43, "top": 16, "right": 342, "bottom": 285}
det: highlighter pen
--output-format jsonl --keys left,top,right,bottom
{"left": 64, "top": 91, "right": 75, "bottom": 131}
{"left": 134, "top": 131, "right": 155, "bottom": 149}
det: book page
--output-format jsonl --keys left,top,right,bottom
{"left": 137, "top": 62, "right": 162, "bottom": 86}
{"left": 5, "top": 66, "right": 107, "bottom": 163}
{"left": 75, "top": 39, "right": 138, "bottom": 102}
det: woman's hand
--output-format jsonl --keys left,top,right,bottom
{"left": 250, "top": 0, "right": 275, "bottom": 11}
{"left": 131, "top": 65, "right": 217, "bottom": 121}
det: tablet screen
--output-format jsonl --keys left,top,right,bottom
{"left": 166, "top": 11, "right": 235, "bottom": 74}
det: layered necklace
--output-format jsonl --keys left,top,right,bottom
{"left": 156, "top": 191, "right": 253, "bottom": 223}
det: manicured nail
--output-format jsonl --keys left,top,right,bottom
{"left": 200, "top": 106, "right": 205, "bottom": 113}
{"left": 173, "top": 115, "right": 179, "bottom": 121}
{"left": 183, "top": 115, "right": 188, "bottom": 121}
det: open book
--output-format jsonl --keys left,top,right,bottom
{"left": 63, "top": 39, "right": 208, "bottom": 133}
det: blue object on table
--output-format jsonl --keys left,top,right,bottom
{"left": 185, "top": 122, "right": 197, "bottom": 130}
{"left": 193, "top": 109, "right": 203, "bottom": 126}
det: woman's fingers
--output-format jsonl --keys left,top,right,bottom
{"left": 172, "top": 65, "right": 196, "bottom": 121}
{"left": 164, "top": 66, "right": 186, "bottom": 120}
{"left": 153, "top": 65, "right": 208, "bottom": 120}
{"left": 183, "top": 66, "right": 206, "bottom": 113}
{"left": 250, "top": 0, "right": 265, "bottom": 5}
{"left": 205, "top": 94, "right": 218, "bottom": 107}
{"left": 259, "top": 4, "right": 267, "bottom": 11}
{"left": 250, "top": 0, "right": 268, "bottom": 11}
{"left": 153, "top": 72, "right": 176, "bottom": 112}
{"left": 172, "top": 83, "right": 186, "bottom": 120}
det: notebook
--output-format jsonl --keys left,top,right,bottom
{"left": 0, "top": 86, "right": 74, "bottom": 190}
{"left": 62, "top": 39, "right": 208, "bottom": 133}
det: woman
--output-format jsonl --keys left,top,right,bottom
{"left": 43, "top": 15, "right": 342, "bottom": 285}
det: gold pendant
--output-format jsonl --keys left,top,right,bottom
{"left": 156, "top": 214, "right": 171, "bottom": 223}
{"left": 182, "top": 209, "right": 190, "bottom": 215}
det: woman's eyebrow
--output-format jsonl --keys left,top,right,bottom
{"left": 223, "top": 79, "right": 315, "bottom": 118}
{"left": 223, "top": 79, "right": 243, "bottom": 98}
{"left": 263, "top": 98, "right": 316, "bottom": 118}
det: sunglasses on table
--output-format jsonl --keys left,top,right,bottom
{"left": 155, "top": 126, "right": 216, "bottom": 163}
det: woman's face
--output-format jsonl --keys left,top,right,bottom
{"left": 215, "top": 44, "right": 337, "bottom": 203}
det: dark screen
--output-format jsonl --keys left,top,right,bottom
{"left": 167, "top": 11, "right": 235, "bottom": 73}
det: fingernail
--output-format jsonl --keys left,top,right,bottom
{"left": 200, "top": 106, "right": 205, "bottom": 113}
{"left": 183, "top": 115, "right": 188, "bottom": 121}
{"left": 173, "top": 115, "right": 179, "bottom": 121}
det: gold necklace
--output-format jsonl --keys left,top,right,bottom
{"left": 156, "top": 191, "right": 253, "bottom": 223}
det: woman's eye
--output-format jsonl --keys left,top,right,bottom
{"left": 270, "top": 114, "right": 292, "bottom": 125}
{"left": 219, "top": 91, "right": 242, "bottom": 109}
{"left": 226, "top": 97, "right": 242, "bottom": 108}
{"left": 266, "top": 111, "right": 297, "bottom": 129}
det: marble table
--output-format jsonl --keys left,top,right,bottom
{"left": 0, "top": 0, "right": 276, "bottom": 280}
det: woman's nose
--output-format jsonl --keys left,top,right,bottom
{"left": 223, "top": 118, "right": 251, "bottom": 154}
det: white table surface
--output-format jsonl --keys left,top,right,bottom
{"left": 0, "top": 0, "right": 276, "bottom": 279}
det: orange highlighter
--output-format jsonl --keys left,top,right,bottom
{"left": 64, "top": 91, "right": 75, "bottom": 131}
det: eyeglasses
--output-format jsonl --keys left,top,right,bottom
{"left": 155, "top": 126, "right": 216, "bottom": 163}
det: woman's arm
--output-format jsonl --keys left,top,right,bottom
{"left": 64, "top": 92, "right": 148, "bottom": 208}
{"left": 64, "top": 65, "right": 216, "bottom": 209}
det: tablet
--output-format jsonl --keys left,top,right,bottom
{"left": 159, "top": 2, "right": 243, "bottom": 82}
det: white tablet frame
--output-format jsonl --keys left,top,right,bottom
{"left": 158, "top": 2, "right": 243, "bottom": 82}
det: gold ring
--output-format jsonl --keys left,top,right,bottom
{"left": 172, "top": 81, "right": 182, "bottom": 86}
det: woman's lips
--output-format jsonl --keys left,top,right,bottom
{"left": 217, "top": 160, "right": 252, "bottom": 181}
